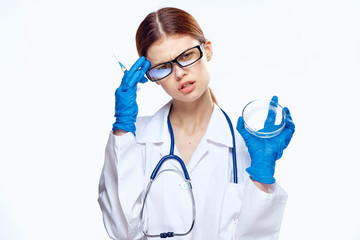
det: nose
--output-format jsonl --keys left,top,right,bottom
{"left": 173, "top": 63, "right": 187, "bottom": 81}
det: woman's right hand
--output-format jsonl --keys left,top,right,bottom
{"left": 112, "top": 56, "right": 150, "bottom": 135}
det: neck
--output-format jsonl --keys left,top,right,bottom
{"left": 170, "top": 89, "right": 214, "bottom": 134}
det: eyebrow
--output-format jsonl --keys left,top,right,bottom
{"left": 151, "top": 45, "right": 195, "bottom": 67}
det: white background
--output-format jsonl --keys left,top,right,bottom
{"left": 1, "top": 0, "right": 359, "bottom": 239}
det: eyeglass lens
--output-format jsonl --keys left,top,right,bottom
{"left": 147, "top": 46, "right": 202, "bottom": 81}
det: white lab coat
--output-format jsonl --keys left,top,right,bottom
{"left": 98, "top": 101, "right": 288, "bottom": 240}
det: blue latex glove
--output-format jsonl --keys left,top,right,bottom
{"left": 112, "top": 56, "right": 150, "bottom": 134}
{"left": 236, "top": 96, "right": 295, "bottom": 184}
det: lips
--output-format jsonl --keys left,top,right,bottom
{"left": 179, "top": 81, "right": 195, "bottom": 90}
{"left": 179, "top": 81, "right": 196, "bottom": 94}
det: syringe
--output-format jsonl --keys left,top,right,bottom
{"left": 113, "top": 53, "right": 128, "bottom": 73}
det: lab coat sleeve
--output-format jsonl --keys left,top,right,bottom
{"left": 98, "top": 132, "right": 145, "bottom": 240}
{"left": 233, "top": 132, "right": 288, "bottom": 240}
{"left": 234, "top": 179, "right": 287, "bottom": 239}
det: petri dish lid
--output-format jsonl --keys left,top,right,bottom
{"left": 242, "top": 99, "right": 286, "bottom": 138}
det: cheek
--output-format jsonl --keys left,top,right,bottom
{"left": 199, "top": 63, "right": 211, "bottom": 84}
{"left": 158, "top": 80, "right": 175, "bottom": 95}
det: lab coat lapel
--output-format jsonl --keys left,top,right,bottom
{"left": 136, "top": 101, "right": 183, "bottom": 173}
{"left": 186, "top": 105, "right": 234, "bottom": 173}
{"left": 136, "top": 101, "right": 171, "bottom": 145}
{"left": 136, "top": 102, "right": 234, "bottom": 174}
{"left": 186, "top": 136, "right": 209, "bottom": 173}
{"left": 206, "top": 105, "right": 234, "bottom": 148}
{"left": 136, "top": 101, "right": 172, "bottom": 157}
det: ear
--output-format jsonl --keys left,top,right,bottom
{"left": 204, "top": 39, "right": 213, "bottom": 61}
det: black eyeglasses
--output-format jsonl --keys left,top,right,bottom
{"left": 146, "top": 44, "right": 204, "bottom": 82}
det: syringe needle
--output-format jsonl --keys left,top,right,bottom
{"left": 113, "top": 53, "right": 128, "bottom": 73}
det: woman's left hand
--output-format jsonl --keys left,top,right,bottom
{"left": 236, "top": 96, "right": 295, "bottom": 184}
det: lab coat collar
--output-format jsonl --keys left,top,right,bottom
{"left": 135, "top": 101, "right": 234, "bottom": 149}
{"left": 136, "top": 101, "right": 172, "bottom": 144}
{"left": 206, "top": 104, "right": 234, "bottom": 148}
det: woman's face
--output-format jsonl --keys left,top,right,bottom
{"left": 146, "top": 35, "right": 213, "bottom": 103}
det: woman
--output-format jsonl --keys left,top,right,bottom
{"left": 98, "top": 7, "right": 295, "bottom": 240}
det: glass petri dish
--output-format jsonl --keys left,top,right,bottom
{"left": 242, "top": 99, "right": 286, "bottom": 138}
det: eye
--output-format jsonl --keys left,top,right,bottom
{"left": 155, "top": 62, "right": 171, "bottom": 70}
{"left": 179, "top": 51, "right": 194, "bottom": 60}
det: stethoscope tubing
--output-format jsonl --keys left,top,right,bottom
{"left": 220, "top": 109, "right": 238, "bottom": 184}
{"left": 140, "top": 105, "right": 237, "bottom": 238}
{"left": 140, "top": 167, "right": 196, "bottom": 238}
{"left": 150, "top": 154, "right": 191, "bottom": 181}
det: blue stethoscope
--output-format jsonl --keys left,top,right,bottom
{"left": 140, "top": 105, "right": 238, "bottom": 238}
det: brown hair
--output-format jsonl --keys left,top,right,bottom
{"left": 135, "top": 7, "right": 218, "bottom": 105}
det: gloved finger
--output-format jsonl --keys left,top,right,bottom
{"left": 282, "top": 118, "right": 295, "bottom": 147}
{"left": 120, "top": 56, "right": 147, "bottom": 89}
{"left": 274, "top": 106, "right": 294, "bottom": 148}
{"left": 283, "top": 107, "right": 293, "bottom": 121}
{"left": 285, "top": 114, "right": 295, "bottom": 130}
{"left": 118, "top": 69, "right": 130, "bottom": 89}
{"left": 236, "top": 116, "right": 254, "bottom": 144}
{"left": 120, "top": 57, "right": 146, "bottom": 86}
{"left": 236, "top": 116, "right": 245, "bottom": 130}
{"left": 271, "top": 95, "right": 278, "bottom": 104}
{"left": 127, "top": 58, "right": 150, "bottom": 88}
{"left": 264, "top": 96, "right": 278, "bottom": 127}
{"left": 282, "top": 107, "right": 295, "bottom": 130}
{"left": 139, "top": 77, "right": 148, "bottom": 84}
{"left": 129, "top": 56, "right": 147, "bottom": 73}
{"left": 132, "top": 59, "right": 150, "bottom": 81}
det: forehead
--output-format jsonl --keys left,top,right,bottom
{"left": 146, "top": 35, "right": 200, "bottom": 66}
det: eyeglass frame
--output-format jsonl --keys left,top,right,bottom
{"left": 146, "top": 43, "right": 205, "bottom": 82}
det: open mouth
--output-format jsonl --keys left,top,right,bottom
{"left": 180, "top": 81, "right": 195, "bottom": 90}
{"left": 179, "top": 81, "right": 196, "bottom": 94}
{"left": 182, "top": 82, "right": 193, "bottom": 89}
